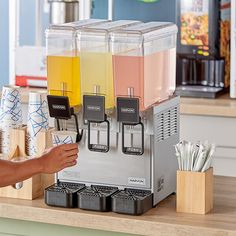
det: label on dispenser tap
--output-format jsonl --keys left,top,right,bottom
{"left": 120, "top": 108, "right": 136, "bottom": 114}
{"left": 52, "top": 104, "right": 67, "bottom": 111}
{"left": 117, "top": 97, "right": 139, "bottom": 123}
{"left": 87, "top": 105, "right": 101, "bottom": 112}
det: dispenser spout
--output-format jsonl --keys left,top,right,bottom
{"left": 128, "top": 87, "right": 134, "bottom": 97}
{"left": 93, "top": 85, "right": 101, "bottom": 95}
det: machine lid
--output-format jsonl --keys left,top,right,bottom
{"left": 46, "top": 19, "right": 109, "bottom": 32}
{"left": 77, "top": 20, "right": 142, "bottom": 44}
{"left": 111, "top": 21, "right": 178, "bottom": 42}
{"left": 79, "top": 20, "right": 141, "bottom": 34}
{"left": 123, "top": 22, "right": 177, "bottom": 33}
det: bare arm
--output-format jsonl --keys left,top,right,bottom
{"left": 0, "top": 143, "right": 78, "bottom": 187}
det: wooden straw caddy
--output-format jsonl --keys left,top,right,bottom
{"left": 176, "top": 167, "right": 213, "bottom": 214}
{"left": 0, "top": 126, "right": 54, "bottom": 200}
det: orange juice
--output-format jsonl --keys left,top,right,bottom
{"left": 47, "top": 56, "right": 80, "bottom": 107}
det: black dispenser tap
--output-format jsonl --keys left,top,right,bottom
{"left": 83, "top": 94, "right": 110, "bottom": 153}
{"left": 117, "top": 97, "right": 144, "bottom": 156}
{"left": 47, "top": 95, "right": 83, "bottom": 142}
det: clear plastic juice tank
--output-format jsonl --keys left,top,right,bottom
{"left": 46, "top": 19, "right": 107, "bottom": 107}
{"left": 78, "top": 20, "right": 141, "bottom": 109}
{"left": 111, "top": 22, "right": 178, "bottom": 111}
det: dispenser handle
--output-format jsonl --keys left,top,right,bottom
{"left": 72, "top": 113, "right": 83, "bottom": 142}
{"left": 122, "top": 121, "right": 144, "bottom": 156}
{"left": 87, "top": 120, "right": 110, "bottom": 153}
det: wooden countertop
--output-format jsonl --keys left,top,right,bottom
{"left": 180, "top": 94, "right": 236, "bottom": 118}
{"left": 15, "top": 88, "right": 236, "bottom": 118}
{"left": 0, "top": 176, "right": 235, "bottom": 236}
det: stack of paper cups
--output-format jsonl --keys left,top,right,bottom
{"left": 27, "top": 91, "right": 49, "bottom": 157}
{"left": 0, "top": 85, "right": 23, "bottom": 156}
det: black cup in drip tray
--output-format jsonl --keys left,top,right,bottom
{"left": 77, "top": 185, "right": 119, "bottom": 212}
{"left": 45, "top": 182, "right": 85, "bottom": 208}
{"left": 111, "top": 188, "right": 153, "bottom": 215}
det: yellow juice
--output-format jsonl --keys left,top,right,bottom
{"left": 47, "top": 55, "right": 81, "bottom": 107}
{"left": 80, "top": 52, "right": 114, "bottom": 109}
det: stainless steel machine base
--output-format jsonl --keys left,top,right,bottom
{"left": 45, "top": 96, "right": 180, "bottom": 214}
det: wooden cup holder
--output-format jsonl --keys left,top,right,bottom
{"left": 0, "top": 126, "right": 55, "bottom": 200}
{"left": 176, "top": 167, "right": 214, "bottom": 214}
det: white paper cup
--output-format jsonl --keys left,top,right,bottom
{"left": 1, "top": 129, "right": 11, "bottom": 154}
{"left": 0, "top": 85, "right": 22, "bottom": 155}
{"left": 0, "top": 85, "right": 22, "bottom": 127}
{"left": 0, "top": 123, "right": 22, "bottom": 155}
{"left": 0, "top": 126, "right": 15, "bottom": 155}
{"left": 52, "top": 131, "right": 77, "bottom": 146}
{"left": 27, "top": 135, "right": 38, "bottom": 157}
{"left": 27, "top": 91, "right": 49, "bottom": 137}
{"left": 27, "top": 91, "right": 49, "bottom": 158}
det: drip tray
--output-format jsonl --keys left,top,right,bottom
{"left": 45, "top": 182, "right": 85, "bottom": 208}
{"left": 112, "top": 188, "right": 153, "bottom": 215}
{"left": 77, "top": 185, "right": 119, "bottom": 212}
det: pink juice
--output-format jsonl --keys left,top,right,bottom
{"left": 113, "top": 55, "right": 144, "bottom": 107}
{"left": 113, "top": 48, "right": 176, "bottom": 111}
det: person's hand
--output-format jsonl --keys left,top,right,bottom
{"left": 39, "top": 144, "right": 79, "bottom": 174}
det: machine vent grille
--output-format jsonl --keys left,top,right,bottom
{"left": 155, "top": 106, "right": 178, "bottom": 142}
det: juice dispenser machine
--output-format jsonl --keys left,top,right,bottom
{"left": 45, "top": 20, "right": 180, "bottom": 216}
